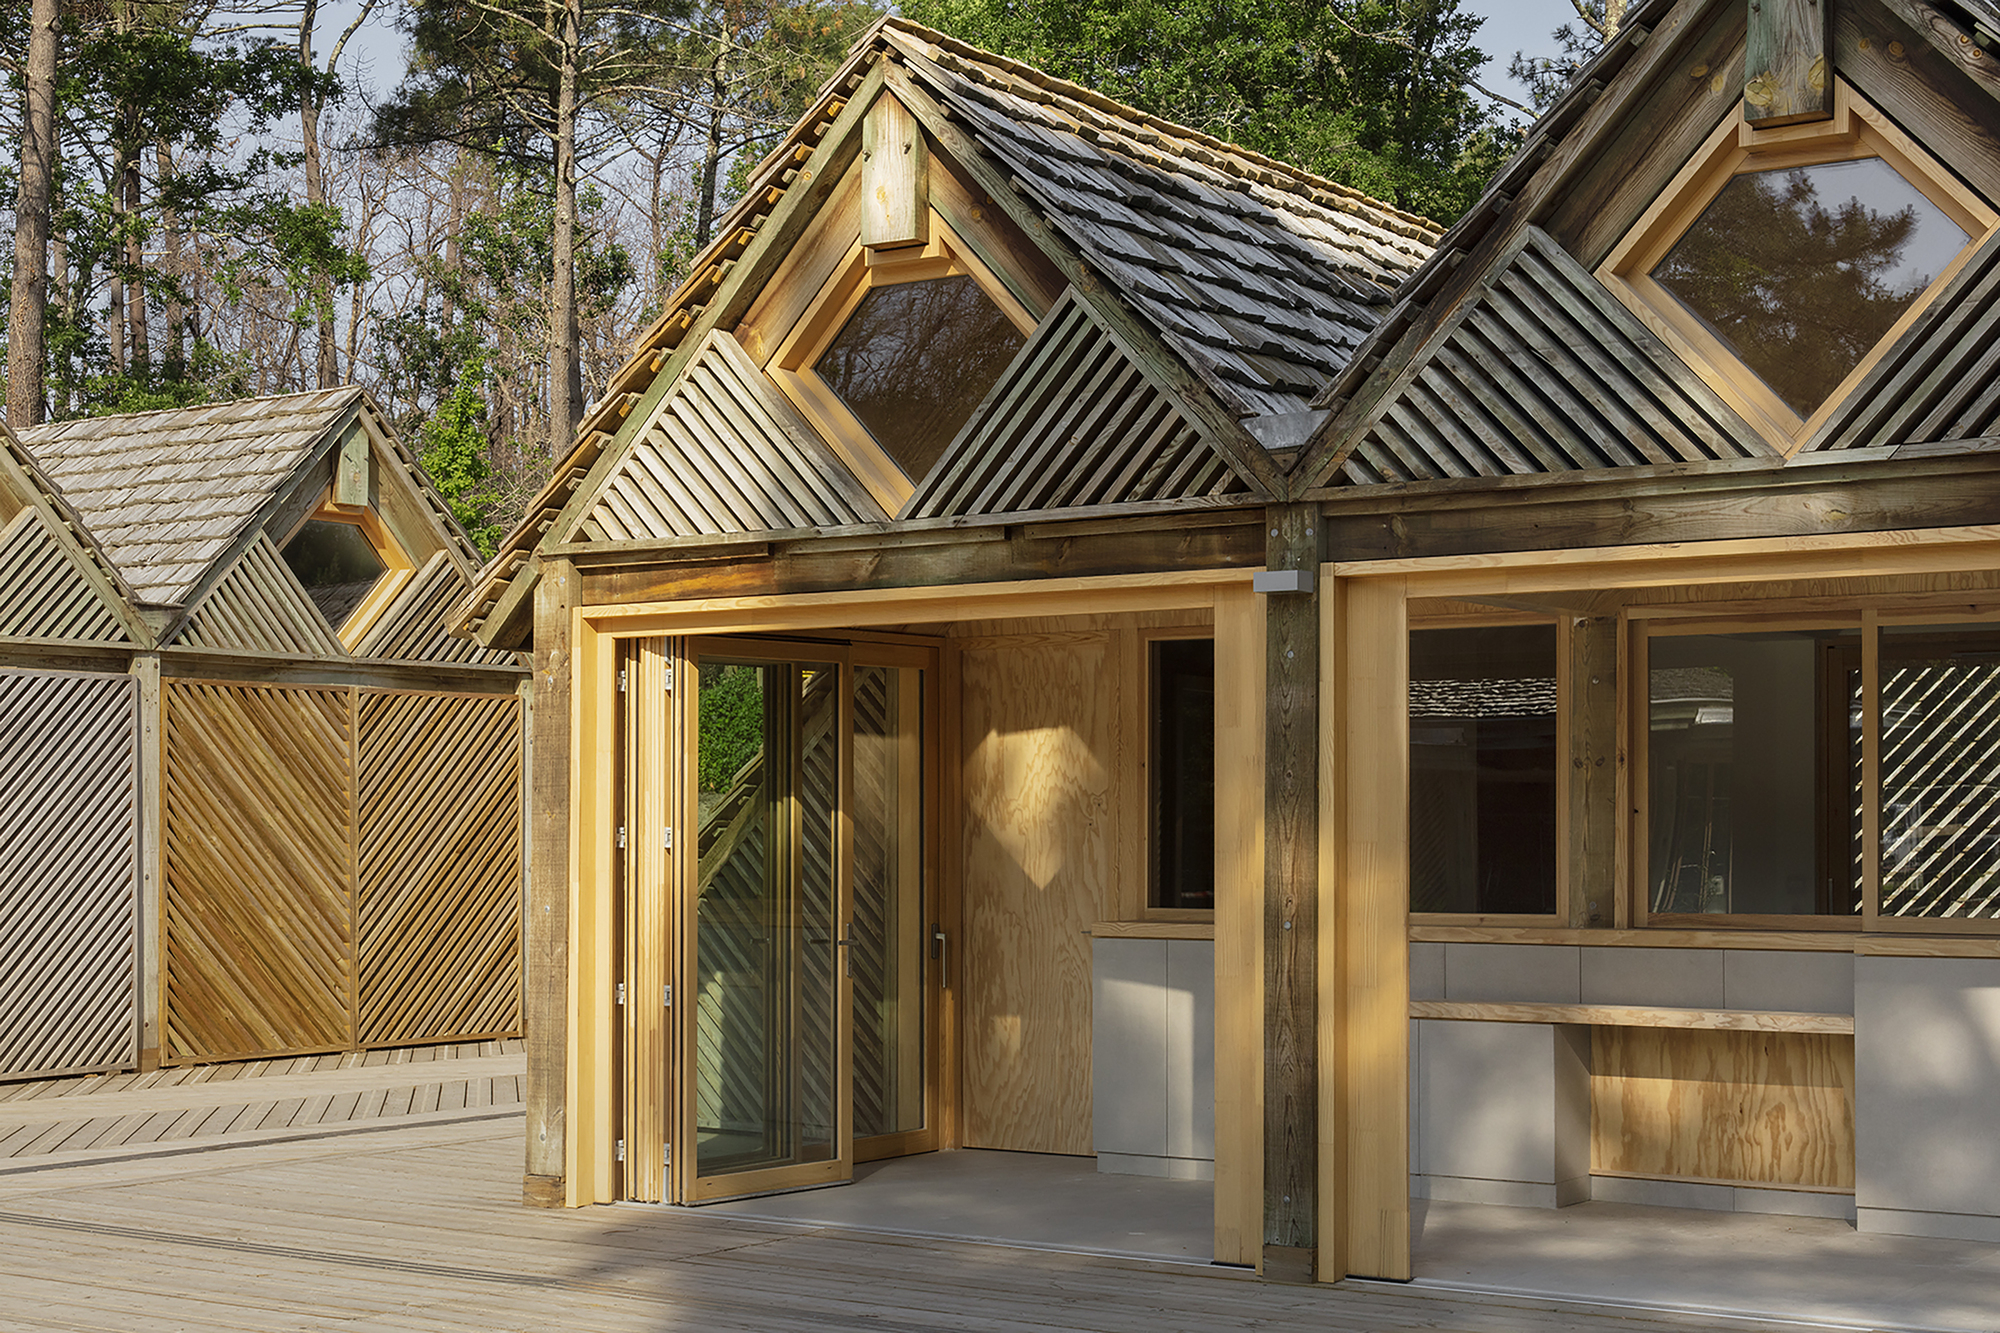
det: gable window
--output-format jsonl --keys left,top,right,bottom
{"left": 812, "top": 273, "right": 1027, "bottom": 485}
{"left": 1601, "top": 80, "right": 1997, "bottom": 450}
{"left": 278, "top": 497, "right": 413, "bottom": 644}
{"left": 765, "top": 218, "right": 1039, "bottom": 513}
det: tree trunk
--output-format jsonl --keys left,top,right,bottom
{"left": 157, "top": 141, "right": 185, "bottom": 382}
{"left": 6, "top": 0, "right": 60, "bottom": 427}
{"left": 547, "top": 0, "right": 584, "bottom": 453}
{"left": 694, "top": 29, "right": 731, "bottom": 250}
{"left": 300, "top": 0, "right": 338, "bottom": 388}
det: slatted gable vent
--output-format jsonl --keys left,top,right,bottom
{"left": 1808, "top": 231, "right": 2000, "bottom": 452}
{"left": 0, "top": 669, "right": 140, "bottom": 1079}
{"left": 352, "top": 552, "right": 520, "bottom": 666}
{"left": 578, "top": 330, "right": 885, "bottom": 542}
{"left": 1338, "top": 228, "right": 1770, "bottom": 486}
{"left": 170, "top": 534, "right": 345, "bottom": 657}
{"left": 0, "top": 510, "right": 131, "bottom": 644}
{"left": 904, "top": 289, "right": 1254, "bottom": 519}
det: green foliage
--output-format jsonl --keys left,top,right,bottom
{"left": 1507, "top": 1, "right": 1610, "bottom": 112}
{"left": 698, "top": 664, "right": 767, "bottom": 795}
{"left": 897, "top": 0, "right": 1512, "bottom": 221}
{"left": 417, "top": 357, "right": 507, "bottom": 557}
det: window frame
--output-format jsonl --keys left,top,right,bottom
{"left": 278, "top": 491, "right": 415, "bottom": 649}
{"left": 1405, "top": 610, "right": 1571, "bottom": 928}
{"left": 1141, "top": 627, "right": 1217, "bottom": 922}
{"left": 1598, "top": 79, "right": 1999, "bottom": 454}
{"left": 764, "top": 213, "right": 1037, "bottom": 514}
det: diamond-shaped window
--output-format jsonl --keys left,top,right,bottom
{"left": 1599, "top": 81, "right": 1997, "bottom": 452}
{"left": 282, "top": 517, "right": 389, "bottom": 630}
{"left": 811, "top": 274, "right": 1027, "bottom": 485}
{"left": 1653, "top": 158, "right": 1970, "bottom": 420}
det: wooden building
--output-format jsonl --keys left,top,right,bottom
{"left": 464, "top": 0, "right": 2000, "bottom": 1282}
{"left": 1, "top": 389, "right": 528, "bottom": 1081}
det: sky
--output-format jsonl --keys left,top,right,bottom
{"left": 312, "top": 0, "right": 1584, "bottom": 114}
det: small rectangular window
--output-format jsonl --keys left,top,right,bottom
{"left": 1409, "top": 625, "right": 1559, "bottom": 915}
{"left": 1149, "top": 638, "right": 1214, "bottom": 912}
{"left": 1646, "top": 629, "right": 1860, "bottom": 919}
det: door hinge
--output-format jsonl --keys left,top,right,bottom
{"left": 616, "top": 1139, "right": 626, "bottom": 1162}
{"left": 663, "top": 1141, "right": 671, "bottom": 1168}
{"left": 618, "top": 668, "right": 627, "bottom": 692}
{"left": 616, "top": 981, "right": 626, "bottom": 1006}
{"left": 663, "top": 984, "right": 673, "bottom": 1008}
{"left": 663, "top": 664, "right": 673, "bottom": 691}
{"left": 663, "top": 825, "right": 674, "bottom": 850}
{"left": 617, "top": 825, "right": 626, "bottom": 849}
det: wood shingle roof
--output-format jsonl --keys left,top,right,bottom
{"left": 17, "top": 388, "right": 368, "bottom": 607}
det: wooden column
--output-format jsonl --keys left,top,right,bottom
{"left": 1745, "top": 0, "right": 1830, "bottom": 125}
{"left": 1567, "top": 617, "right": 1620, "bottom": 928}
{"left": 129, "top": 651, "right": 162, "bottom": 1072}
{"left": 1213, "top": 585, "right": 1266, "bottom": 1268}
{"left": 1262, "top": 504, "right": 1320, "bottom": 1283}
{"left": 524, "top": 558, "right": 574, "bottom": 1207}
{"left": 1333, "top": 575, "right": 1409, "bottom": 1282}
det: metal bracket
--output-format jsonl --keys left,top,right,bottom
{"left": 616, "top": 982, "right": 626, "bottom": 1005}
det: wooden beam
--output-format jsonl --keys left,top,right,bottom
{"left": 1333, "top": 574, "right": 1409, "bottom": 1282}
{"left": 1406, "top": 999, "right": 1854, "bottom": 1034}
{"left": 1213, "top": 584, "right": 1265, "bottom": 1268}
{"left": 1262, "top": 503, "right": 1319, "bottom": 1280}
{"left": 334, "top": 423, "right": 372, "bottom": 508}
{"left": 524, "top": 557, "right": 574, "bottom": 1207}
{"left": 1746, "top": 0, "right": 1831, "bottom": 125}
{"left": 1567, "top": 615, "right": 1619, "bottom": 928}
{"left": 862, "top": 93, "right": 928, "bottom": 249}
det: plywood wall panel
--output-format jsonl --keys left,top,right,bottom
{"left": 958, "top": 634, "right": 1117, "bottom": 1155}
{"left": 1592, "top": 1026, "right": 1855, "bottom": 1190}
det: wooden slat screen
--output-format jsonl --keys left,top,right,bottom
{"left": 356, "top": 690, "right": 523, "bottom": 1044}
{"left": 1808, "top": 229, "right": 2000, "bottom": 451}
{"left": 0, "top": 510, "right": 130, "bottom": 643}
{"left": 352, "top": 551, "right": 521, "bottom": 666}
{"left": 162, "top": 679, "right": 526, "bottom": 1064}
{"left": 171, "top": 534, "right": 345, "bottom": 657}
{"left": 1332, "top": 227, "right": 1768, "bottom": 486}
{"left": 0, "top": 669, "right": 139, "bottom": 1079}
{"left": 903, "top": 288, "right": 1254, "bottom": 518}
{"left": 163, "top": 681, "right": 353, "bottom": 1061}
{"left": 578, "top": 330, "right": 885, "bottom": 542}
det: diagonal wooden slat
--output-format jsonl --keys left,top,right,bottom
{"left": 0, "top": 511, "right": 131, "bottom": 644}
{"left": 170, "top": 534, "right": 345, "bottom": 657}
{"left": 0, "top": 670, "right": 140, "bottom": 1080}
{"left": 355, "top": 691, "right": 524, "bottom": 1046}
{"left": 163, "top": 680, "right": 354, "bottom": 1062}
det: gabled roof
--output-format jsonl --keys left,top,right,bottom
{"left": 17, "top": 388, "right": 372, "bottom": 608}
{"left": 0, "top": 419, "right": 152, "bottom": 646}
{"left": 454, "top": 17, "right": 1437, "bottom": 646}
{"left": 1293, "top": 0, "right": 2000, "bottom": 491}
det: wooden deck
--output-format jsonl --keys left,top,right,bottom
{"left": 0, "top": 1040, "right": 523, "bottom": 1161}
{"left": 0, "top": 1046, "right": 1840, "bottom": 1333}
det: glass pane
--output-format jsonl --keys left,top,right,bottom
{"left": 851, "top": 665, "right": 925, "bottom": 1139}
{"left": 1409, "top": 626, "right": 1558, "bottom": 914}
{"left": 1652, "top": 157, "right": 1970, "bottom": 419}
{"left": 1150, "top": 639, "right": 1215, "bottom": 911}
{"left": 1880, "top": 627, "right": 2000, "bottom": 920}
{"left": 813, "top": 274, "right": 1027, "bottom": 484}
{"left": 281, "top": 519, "right": 387, "bottom": 629}
{"left": 1648, "top": 631, "right": 1860, "bottom": 916}
{"left": 693, "top": 659, "right": 839, "bottom": 1177}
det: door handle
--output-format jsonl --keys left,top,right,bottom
{"left": 837, "top": 935, "right": 852, "bottom": 978}
{"left": 931, "top": 924, "right": 946, "bottom": 988}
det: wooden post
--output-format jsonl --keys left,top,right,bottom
{"left": 1213, "top": 585, "right": 1266, "bottom": 1268}
{"left": 1334, "top": 575, "right": 1410, "bottom": 1282}
{"left": 861, "top": 93, "right": 928, "bottom": 250}
{"left": 524, "top": 558, "right": 574, "bottom": 1207}
{"left": 1567, "top": 617, "right": 1620, "bottom": 927}
{"left": 1745, "top": 0, "right": 1830, "bottom": 126}
{"left": 129, "top": 652, "right": 162, "bottom": 1072}
{"left": 1262, "top": 504, "right": 1319, "bottom": 1282}
{"left": 334, "top": 424, "right": 371, "bottom": 508}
